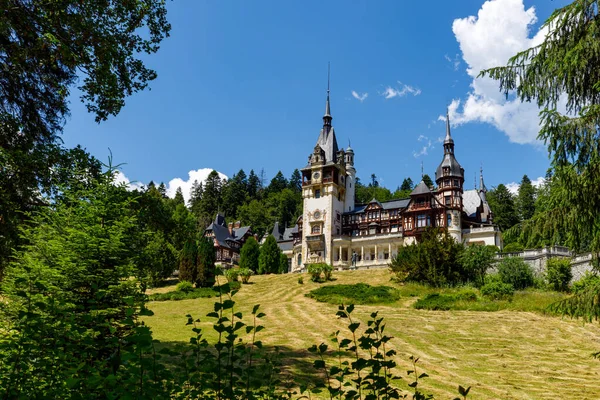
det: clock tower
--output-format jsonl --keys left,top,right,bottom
{"left": 299, "top": 80, "right": 352, "bottom": 267}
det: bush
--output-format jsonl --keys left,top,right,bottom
{"left": 497, "top": 257, "right": 534, "bottom": 290}
{"left": 546, "top": 258, "right": 572, "bottom": 292}
{"left": 176, "top": 280, "right": 194, "bottom": 293}
{"left": 503, "top": 242, "right": 524, "bottom": 252}
{"left": 459, "top": 245, "right": 497, "bottom": 287}
{"left": 572, "top": 272, "right": 600, "bottom": 294}
{"left": 306, "top": 283, "right": 401, "bottom": 305}
{"left": 322, "top": 263, "right": 333, "bottom": 280}
{"left": 239, "top": 236, "right": 260, "bottom": 272}
{"left": 224, "top": 268, "right": 240, "bottom": 283}
{"left": 298, "top": 276, "right": 304, "bottom": 284}
{"left": 480, "top": 282, "right": 515, "bottom": 300}
{"left": 413, "top": 293, "right": 457, "bottom": 311}
{"left": 307, "top": 263, "right": 329, "bottom": 282}
{"left": 238, "top": 267, "right": 254, "bottom": 284}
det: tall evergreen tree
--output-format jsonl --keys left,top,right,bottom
{"left": 400, "top": 177, "right": 414, "bottom": 191}
{"left": 158, "top": 182, "right": 168, "bottom": 198}
{"left": 189, "top": 180, "right": 203, "bottom": 215}
{"left": 239, "top": 236, "right": 260, "bottom": 272}
{"left": 173, "top": 187, "right": 185, "bottom": 206}
{"left": 517, "top": 175, "right": 536, "bottom": 221}
{"left": 422, "top": 174, "right": 434, "bottom": 189}
{"left": 268, "top": 171, "right": 288, "bottom": 194}
{"left": 179, "top": 238, "right": 198, "bottom": 284}
{"left": 487, "top": 184, "right": 520, "bottom": 231}
{"left": 199, "top": 170, "right": 222, "bottom": 224}
{"left": 221, "top": 170, "right": 248, "bottom": 219}
{"left": 247, "top": 170, "right": 261, "bottom": 200}
{"left": 279, "top": 253, "right": 289, "bottom": 274}
{"left": 258, "top": 235, "right": 281, "bottom": 274}
{"left": 289, "top": 169, "right": 302, "bottom": 192}
{"left": 196, "top": 236, "right": 216, "bottom": 287}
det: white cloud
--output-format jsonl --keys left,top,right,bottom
{"left": 351, "top": 90, "right": 368, "bottom": 102}
{"left": 449, "top": 0, "right": 549, "bottom": 144}
{"left": 505, "top": 176, "right": 545, "bottom": 194}
{"left": 114, "top": 168, "right": 229, "bottom": 205}
{"left": 166, "top": 168, "right": 228, "bottom": 204}
{"left": 382, "top": 81, "right": 422, "bottom": 99}
{"left": 413, "top": 135, "right": 434, "bottom": 158}
{"left": 444, "top": 53, "right": 461, "bottom": 71}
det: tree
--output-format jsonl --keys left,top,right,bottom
{"left": 370, "top": 173, "right": 378, "bottom": 187}
{"left": 459, "top": 245, "right": 497, "bottom": 287}
{"left": 389, "top": 228, "right": 465, "bottom": 287}
{"left": 179, "top": 239, "right": 199, "bottom": 284}
{"left": 239, "top": 237, "right": 260, "bottom": 272}
{"left": 221, "top": 170, "right": 248, "bottom": 219}
{"left": 517, "top": 175, "right": 536, "bottom": 221}
{"left": 267, "top": 171, "right": 288, "bottom": 194}
{"left": 237, "top": 200, "right": 271, "bottom": 236}
{"left": 199, "top": 170, "right": 222, "bottom": 225}
{"left": 487, "top": 184, "right": 519, "bottom": 231}
{"left": 400, "top": 178, "right": 414, "bottom": 191}
{"left": 189, "top": 180, "right": 204, "bottom": 216}
{"left": 289, "top": 169, "right": 302, "bottom": 192}
{"left": 258, "top": 235, "right": 281, "bottom": 275}
{"left": 196, "top": 236, "right": 216, "bottom": 288}
{"left": 174, "top": 187, "right": 185, "bottom": 207}
{"left": 247, "top": 170, "right": 261, "bottom": 200}
{"left": 279, "top": 253, "right": 289, "bottom": 274}
{"left": 140, "top": 231, "right": 178, "bottom": 286}
{"left": 422, "top": 174, "right": 434, "bottom": 189}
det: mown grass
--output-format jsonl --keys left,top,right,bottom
{"left": 305, "top": 283, "right": 401, "bottom": 305}
{"left": 143, "top": 269, "right": 600, "bottom": 399}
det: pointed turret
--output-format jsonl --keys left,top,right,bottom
{"left": 479, "top": 166, "right": 488, "bottom": 203}
{"left": 323, "top": 64, "right": 332, "bottom": 128}
{"left": 435, "top": 111, "right": 463, "bottom": 182}
{"left": 311, "top": 63, "right": 338, "bottom": 163}
{"left": 443, "top": 109, "right": 455, "bottom": 154}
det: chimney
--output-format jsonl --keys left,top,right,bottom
{"left": 234, "top": 220, "right": 241, "bottom": 229}
{"left": 228, "top": 222, "right": 233, "bottom": 235}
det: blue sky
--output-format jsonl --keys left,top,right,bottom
{"left": 62, "top": 0, "right": 567, "bottom": 200}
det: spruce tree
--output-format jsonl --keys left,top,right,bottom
{"left": 422, "top": 174, "right": 434, "bottom": 189}
{"left": 174, "top": 187, "right": 185, "bottom": 206}
{"left": 196, "top": 236, "right": 216, "bottom": 287}
{"left": 179, "top": 238, "right": 198, "bottom": 284}
{"left": 189, "top": 180, "right": 203, "bottom": 215}
{"left": 268, "top": 171, "right": 288, "bottom": 194}
{"left": 258, "top": 235, "right": 280, "bottom": 274}
{"left": 517, "top": 175, "right": 536, "bottom": 221}
{"left": 279, "top": 253, "right": 289, "bottom": 274}
{"left": 289, "top": 169, "right": 302, "bottom": 193}
{"left": 400, "top": 177, "right": 414, "bottom": 191}
{"left": 158, "top": 182, "right": 168, "bottom": 198}
{"left": 240, "top": 236, "right": 260, "bottom": 272}
{"left": 199, "top": 170, "right": 222, "bottom": 223}
{"left": 247, "top": 170, "right": 261, "bottom": 199}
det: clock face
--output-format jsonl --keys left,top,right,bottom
{"left": 313, "top": 172, "right": 320, "bottom": 180}
{"left": 313, "top": 211, "right": 321, "bottom": 219}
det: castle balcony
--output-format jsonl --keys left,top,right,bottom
{"left": 322, "top": 177, "right": 334, "bottom": 183}
{"left": 306, "top": 234, "right": 325, "bottom": 250}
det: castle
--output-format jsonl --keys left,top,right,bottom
{"left": 282, "top": 85, "right": 502, "bottom": 272}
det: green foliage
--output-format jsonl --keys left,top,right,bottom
{"left": 238, "top": 267, "right": 254, "bottom": 284}
{"left": 306, "top": 283, "right": 401, "bottom": 305}
{"left": 258, "top": 235, "right": 281, "bottom": 274}
{"left": 239, "top": 236, "right": 260, "bottom": 272}
{"left": 278, "top": 253, "right": 289, "bottom": 274}
{"left": 139, "top": 230, "right": 178, "bottom": 286}
{"left": 480, "top": 282, "right": 515, "bottom": 300}
{"left": 297, "top": 276, "right": 304, "bottom": 284}
{"left": 487, "top": 184, "right": 520, "bottom": 231}
{"left": 306, "top": 263, "right": 331, "bottom": 282}
{"left": 176, "top": 280, "right": 194, "bottom": 293}
{"left": 422, "top": 174, "right": 434, "bottom": 189}
{"left": 414, "top": 290, "right": 479, "bottom": 311}
{"left": 224, "top": 268, "right": 240, "bottom": 283}
{"left": 546, "top": 258, "right": 573, "bottom": 292}
{"left": 390, "top": 228, "right": 466, "bottom": 287}
{"left": 179, "top": 238, "right": 198, "bottom": 284}
{"left": 503, "top": 242, "right": 524, "bottom": 252}
{"left": 196, "top": 236, "right": 216, "bottom": 288}
{"left": 497, "top": 257, "right": 535, "bottom": 290}
{"left": 150, "top": 287, "right": 218, "bottom": 302}
{"left": 572, "top": 272, "right": 600, "bottom": 295}
{"left": 517, "top": 175, "right": 536, "bottom": 221}
{"left": 459, "top": 245, "right": 497, "bottom": 287}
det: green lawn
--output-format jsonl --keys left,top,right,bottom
{"left": 143, "top": 269, "right": 600, "bottom": 399}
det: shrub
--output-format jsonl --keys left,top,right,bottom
{"left": 258, "top": 235, "right": 281, "bottom": 274}
{"left": 238, "top": 267, "right": 254, "bottom": 284}
{"left": 322, "top": 263, "right": 333, "bottom": 280}
{"left": 546, "top": 258, "right": 572, "bottom": 292}
{"left": 306, "top": 283, "right": 401, "bottom": 305}
{"left": 455, "top": 288, "right": 478, "bottom": 301}
{"left": 497, "top": 257, "right": 534, "bottom": 290}
{"left": 279, "top": 253, "right": 289, "bottom": 274}
{"left": 503, "top": 242, "right": 524, "bottom": 253}
{"left": 390, "top": 228, "right": 466, "bottom": 287}
{"left": 480, "top": 282, "right": 515, "bottom": 300}
{"left": 224, "top": 268, "right": 240, "bottom": 283}
{"left": 459, "top": 245, "right": 497, "bottom": 287}
{"left": 484, "top": 273, "right": 502, "bottom": 285}
{"left": 307, "top": 263, "right": 328, "bottom": 282}
{"left": 176, "top": 280, "right": 194, "bottom": 293}
{"left": 239, "top": 236, "right": 260, "bottom": 272}
{"left": 413, "top": 293, "right": 456, "bottom": 310}
{"left": 196, "top": 236, "right": 216, "bottom": 287}
{"left": 572, "top": 272, "right": 600, "bottom": 294}
{"left": 298, "top": 276, "right": 304, "bottom": 284}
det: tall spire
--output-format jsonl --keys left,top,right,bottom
{"left": 323, "top": 62, "right": 332, "bottom": 128}
{"left": 479, "top": 165, "right": 487, "bottom": 192}
{"left": 443, "top": 108, "right": 455, "bottom": 154}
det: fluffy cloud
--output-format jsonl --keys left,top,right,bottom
{"left": 506, "top": 176, "right": 545, "bottom": 195}
{"left": 115, "top": 168, "right": 228, "bottom": 204}
{"left": 448, "top": 0, "right": 548, "bottom": 144}
{"left": 351, "top": 90, "right": 368, "bottom": 102}
{"left": 382, "top": 82, "right": 421, "bottom": 99}
{"left": 413, "top": 135, "right": 434, "bottom": 158}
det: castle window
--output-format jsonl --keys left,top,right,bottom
{"left": 454, "top": 179, "right": 459, "bottom": 187}
{"left": 445, "top": 196, "right": 451, "bottom": 206}
{"left": 312, "top": 225, "right": 321, "bottom": 234}
{"left": 315, "top": 189, "right": 321, "bottom": 198}
{"left": 445, "top": 179, "right": 450, "bottom": 187}
{"left": 417, "top": 214, "right": 429, "bottom": 228}
{"left": 447, "top": 214, "right": 452, "bottom": 227}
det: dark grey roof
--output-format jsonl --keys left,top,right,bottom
{"left": 368, "top": 198, "right": 382, "bottom": 207}
{"left": 282, "top": 226, "right": 296, "bottom": 241}
{"left": 435, "top": 154, "right": 464, "bottom": 181}
{"left": 444, "top": 110, "right": 454, "bottom": 145}
{"left": 214, "top": 213, "right": 226, "bottom": 227}
{"left": 382, "top": 199, "right": 410, "bottom": 209}
{"left": 277, "top": 241, "right": 294, "bottom": 251}
{"left": 411, "top": 181, "right": 431, "bottom": 196}
{"left": 271, "top": 222, "right": 282, "bottom": 241}
{"left": 211, "top": 223, "right": 234, "bottom": 249}
{"left": 233, "top": 226, "right": 251, "bottom": 239}
{"left": 344, "top": 204, "right": 367, "bottom": 215}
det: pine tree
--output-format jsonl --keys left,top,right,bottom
{"left": 258, "top": 235, "right": 280, "bottom": 274}
{"left": 221, "top": 170, "right": 248, "bottom": 219}
{"left": 268, "top": 171, "right": 288, "bottom": 194}
{"left": 289, "top": 169, "right": 302, "bottom": 192}
{"left": 189, "top": 180, "right": 203, "bottom": 215}
{"left": 199, "top": 170, "right": 222, "bottom": 224}
{"left": 158, "top": 182, "right": 167, "bottom": 198}
{"left": 196, "top": 236, "right": 216, "bottom": 287}
{"left": 239, "top": 236, "right": 260, "bottom": 272}
{"left": 422, "top": 174, "right": 434, "bottom": 189}
{"left": 247, "top": 169, "right": 261, "bottom": 200}
{"left": 400, "top": 177, "right": 414, "bottom": 191}
{"left": 179, "top": 238, "right": 198, "bottom": 284}
{"left": 173, "top": 187, "right": 185, "bottom": 206}
{"left": 487, "top": 184, "right": 520, "bottom": 231}
{"left": 517, "top": 175, "right": 536, "bottom": 221}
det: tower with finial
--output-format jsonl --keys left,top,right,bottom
{"left": 435, "top": 109, "right": 465, "bottom": 241}
{"left": 298, "top": 63, "right": 351, "bottom": 268}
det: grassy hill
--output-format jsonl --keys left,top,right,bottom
{"left": 144, "top": 269, "right": 600, "bottom": 399}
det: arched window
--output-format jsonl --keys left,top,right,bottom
{"left": 312, "top": 225, "right": 321, "bottom": 234}
{"left": 297, "top": 253, "right": 302, "bottom": 266}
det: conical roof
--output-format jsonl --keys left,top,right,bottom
{"left": 410, "top": 181, "right": 431, "bottom": 196}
